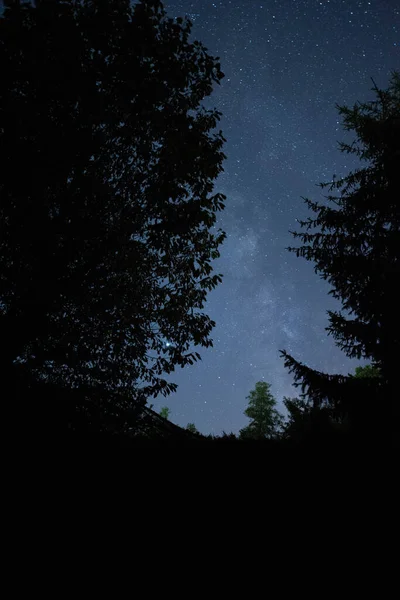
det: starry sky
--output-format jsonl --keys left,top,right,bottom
{"left": 151, "top": 0, "right": 399, "bottom": 435}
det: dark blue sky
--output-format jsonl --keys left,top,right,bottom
{"left": 152, "top": 0, "right": 399, "bottom": 435}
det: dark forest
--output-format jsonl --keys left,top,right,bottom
{"left": 1, "top": 0, "right": 398, "bottom": 453}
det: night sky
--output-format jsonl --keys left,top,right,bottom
{"left": 151, "top": 0, "right": 399, "bottom": 434}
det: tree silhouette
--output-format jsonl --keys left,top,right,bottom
{"left": 159, "top": 406, "right": 171, "bottom": 420}
{"left": 353, "top": 364, "right": 382, "bottom": 379}
{"left": 186, "top": 422, "right": 199, "bottom": 434}
{"left": 280, "top": 73, "right": 400, "bottom": 445}
{"left": 0, "top": 0, "right": 226, "bottom": 429}
{"left": 282, "top": 395, "right": 345, "bottom": 443}
{"left": 239, "top": 381, "right": 283, "bottom": 440}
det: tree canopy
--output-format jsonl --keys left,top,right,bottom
{"left": 239, "top": 381, "right": 283, "bottom": 440}
{"left": 353, "top": 364, "right": 382, "bottom": 380}
{"left": 280, "top": 72, "right": 400, "bottom": 444}
{"left": 159, "top": 406, "right": 171, "bottom": 420}
{"left": 186, "top": 422, "right": 199, "bottom": 434}
{"left": 0, "top": 0, "right": 226, "bottom": 428}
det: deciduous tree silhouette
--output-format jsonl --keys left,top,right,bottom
{"left": 280, "top": 73, "right": 400, "bottom": 445}
{"left": 159, "top": 406, "right": 171, "bottom": 420}
{"left": 186, "top": 422, "right": 199, "bottom": 434}
{"left": 0, "top": 0, "right": 226, "bottom": 429}
{"left": 353, "top": 364, "right": 382, "bottom": 380}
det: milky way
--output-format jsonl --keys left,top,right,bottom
{"left": 152, "top": 0, "right": 399, "bottom": 435}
